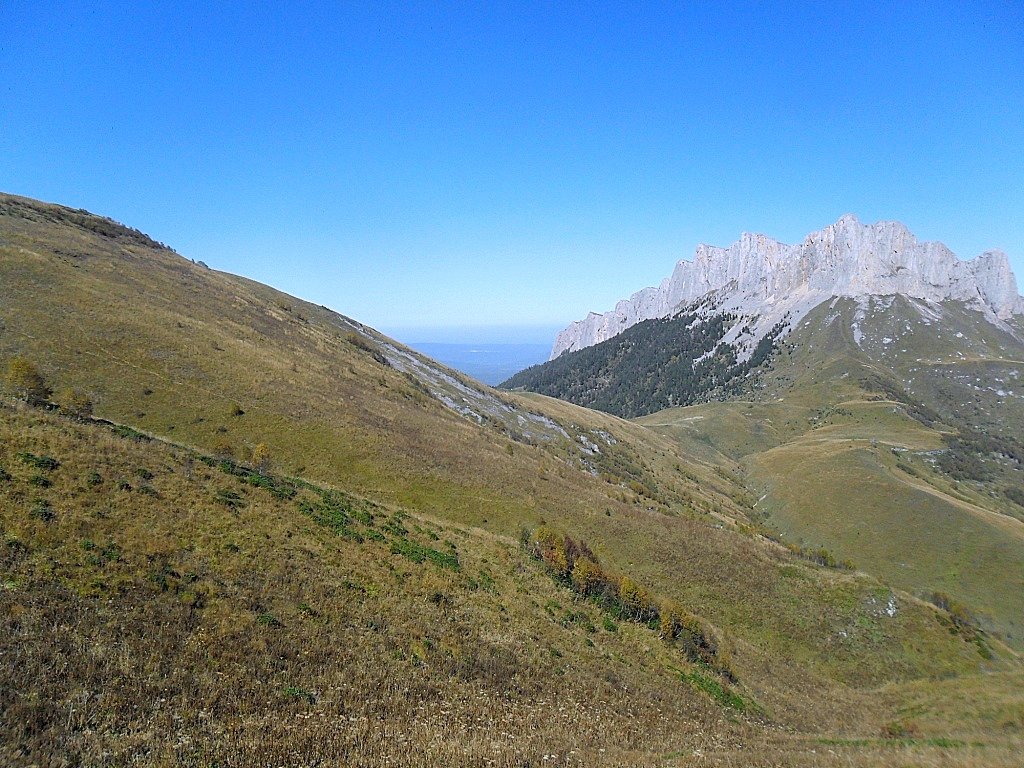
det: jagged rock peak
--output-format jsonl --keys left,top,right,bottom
{"left": 551, "top": 216, "right": 1023, "bottom": 359}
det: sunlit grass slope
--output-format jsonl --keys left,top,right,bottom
{"left": 2, "top": 193, "right": 1022, "bottom": 765}
{"left": 2, "top": 402, "right": 1022, "bottom": 767}
{"left": 0, "top": 403, "right": 757, "bottom": 766}
{"left": 643, "top": 297, "right": 1024, "bottom": 648}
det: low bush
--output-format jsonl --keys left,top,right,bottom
{"left": 526, "top": 526, "right": 731, "bottom": 677}
{"left": 56, "top": 388, "right": 93, "bottom": 418}
{"left": 1005, "top": 486, "right": 1024, "bottom": 507}
{"left": 214, "top": 489, "right": 245, "bottom": 510}
{"left": 29, "top": 500, "right": 55, "bottom": 523}
{"left": 17, "top": 452, "right": 60, "bottom": 471}
{"left": 4, "top": 356, "right": 51, "bottom": 405}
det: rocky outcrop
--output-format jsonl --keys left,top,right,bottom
{"left": 552, "top": 215, "right": 1023, "bottom": 359}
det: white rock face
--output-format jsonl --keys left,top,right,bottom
{"left": 551, "top": 215, "right": 1024, "bottom": 359}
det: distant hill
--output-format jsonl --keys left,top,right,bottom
{"left": 503, "top": 303, "right": 786, "bottom": 416}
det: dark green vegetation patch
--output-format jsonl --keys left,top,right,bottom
{"left": 503, "top": 308, "right": 785, "bottom": 417}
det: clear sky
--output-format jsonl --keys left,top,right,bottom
{"left": 2, "top": 2, "right": 1023, "bottom": 342}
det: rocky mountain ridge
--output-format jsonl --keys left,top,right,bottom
{"left": 552, "top": 215, "right": 1024, "bottom": 359}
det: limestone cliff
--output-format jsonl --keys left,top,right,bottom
{"left": 552, "top": 215, "right": 1023, "bottom": 359}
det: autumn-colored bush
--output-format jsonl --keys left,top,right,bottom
{"left": 571, "top": 556, "right": 603, "bottom": 595}
{"left": 659, "top": 600, "right": 687, "bottom": 641}
{"left": 5, "top": 356, "right": 51, "bottom": 405}
{"left": 212, "top": 436, "right": 235, "bottom": 460}
{"left": 251, "top": 443, "right": 272, "bottom": 474}
{"left": 534, "top": 525, "right": 570, "bottom": 575}
{"left": 618, "top": 575, "right": 656, "bottom": 623}
{"left": 57, "top": 387, "right": 94, "bottom": 418}
{"left": 527, "top": 526, "right": 732, "bottom": 679}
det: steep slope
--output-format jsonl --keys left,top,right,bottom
{"left": 2, "top": 193, "right": 1023, "bottom": 765}
{"left": 0, "top": 192, "right": 701, "bottom": 526}
{"left": 503, "top": 301, "right": 786, "bottom": 417}
{"left": 6, "top": 403, "right": 1022, "bottom": 767}
{"left": 0, "top": 403, "right": 754, "bottom": 766}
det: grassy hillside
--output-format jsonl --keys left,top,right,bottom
{"left": 643, "top": 297, "right": 1024, "bottom": 648}
{"left": 0, "top": 193, "right": 722, "bottom": 531}
{"left": 0, "top": 402, "right": 754, "bottom": 766}
{"left": 4, "top": 401, "right": 1022, "bottom": 767}
{"left": 2, "top": 193, "right": 1023, "bottom": 765}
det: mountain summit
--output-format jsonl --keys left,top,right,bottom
{"left": 552, "top": 215, "right": 1024, "bottom": 359}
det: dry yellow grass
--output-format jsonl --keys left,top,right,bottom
{"left": 2, "top": 402, "right": 1022, "bottom": 767}
{"left": 2, "top": 193, "right": 1022, "bottom": 765}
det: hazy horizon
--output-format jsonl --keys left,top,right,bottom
{"left": 383, "top": 323, "right": 564, "bottom": 347}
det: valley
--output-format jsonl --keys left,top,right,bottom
{"left": 1, "top": 194, "right": 1022, "bottom": 766}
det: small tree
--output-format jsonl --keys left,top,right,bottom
{"left": 251, "top": 443, "right": 272, "bottom": 474}
{"left": 659, "top": 600, "right": 687, "bottom": 641}
{"left": 212, "top": 437, "right": 235, "bottom": 460}
{"left": 5, "top": 356, "right": 51, "bottom": 405}
{"left": 57, "top": 387, "right": 94, "bottom": 419}
{"left": 571, "top": 556, "right": 603, "bottom": 595}
{"left": 535, "top": 526, "right": 569, "bottom": 575}
{"left": 618, "top": 576, "right": 655, "bottom": 622}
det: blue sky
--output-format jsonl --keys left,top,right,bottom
{"left": 2, "top": 2, "right": 1022, "bottom": 343}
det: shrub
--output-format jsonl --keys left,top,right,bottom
{"left": 534, "top": 526, "right": 570, "bottom": 576}
{"left": 56, "top": 387, "right": 93, "bottom": 418}
{"left": 112, "top": 424, "right": 147, "bottom": 441}
{"left": 4, "top": 356, "right": 51, "bottom": 405}
{"left": 30, "top": 500, "right": 55, "bottom": 523}
{"left": 659, "top": 600, "right": 687, "bottom": 641}
{"left": 389, "top": 538, "right": 460, "bottom": 570}
{"left": 1005, "top": 486, "right": 1024, "bottom": 507}
{"left": 214, "top": 489, "right": 245, "bottom": 510}
{"left": 929, "top": 591, "right": 975, "bottom": 629}
{"left": 570, "top": 556, "right": 603, "bottom": 595}
{"left": 212, "top": 437, "right": 235, "bottom": 460}
{"left": 17, "top": 452, "right": 60, "bottom": 471}
{"left": 617, "top": 576, "right": 656, "bottom": 622}
{"left": 251, "top": 443, "right": 272, "bottom": 474}
{"left": 676, "top": 613, "right": 720, "bottom": 668}
{"left": 786, "top": 542, "right": 850, "bottom": 569}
